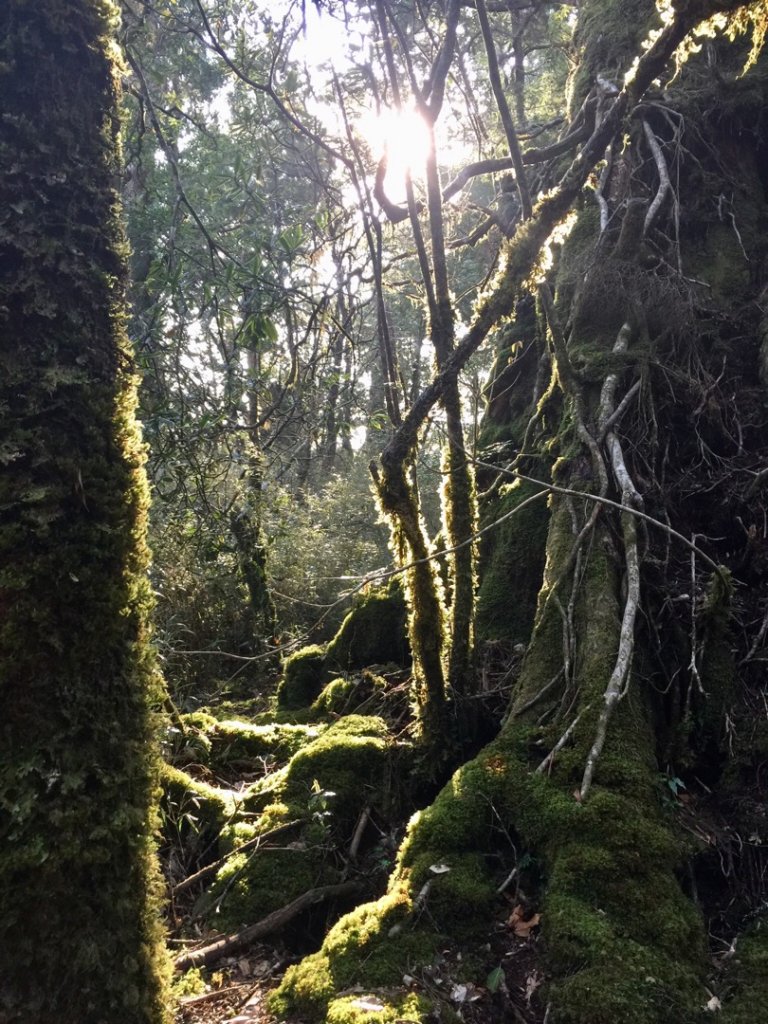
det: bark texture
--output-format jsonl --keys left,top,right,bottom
{"left": 0, "top": 2, "right": 170, "bottom": 1021}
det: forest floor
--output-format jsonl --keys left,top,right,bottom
{"left": 171, "top": 912, "right": 547, "bottom": 1024}
{"left": 165, "top": 635, "right": 549, "bottom": 1024}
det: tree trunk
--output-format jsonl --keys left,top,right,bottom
{"left": 0, "top": 2, "right": 170, "bottom": 1021}
{"left": 271, "top": 2, "right": 768, "bottom": 1022}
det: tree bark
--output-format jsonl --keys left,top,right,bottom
{"left": 0, "top": 2, "right": 170, "bottom": 1021}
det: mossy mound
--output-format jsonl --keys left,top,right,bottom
{"left": 209, "top": 720, "right": 323, "bottom": 772}
{"left": 276, "top": 715, "right": 394, "bottom": 825}
{"left": 201, "top": 715, "right": 397, "bottom": 931}
{"left": 160, "top": 764, "right": 237, "bottom": 877}
{"left": 161, "top": 763, "right": 235, "bottom": 831}
{"left": 325, "top": 584, "right": 408, "bottom": 673}
{"left": 172, "top": 713, "right": 323, "bottom": 774}
{"left": 311, "top": 671, "right": 388, "bottom": 718}
{"left": 278, "top": 645, "right": 329, "bottom": 711}
{"left": 270, "top": 886, "right": 439, "bottom": 1021}
{"left": 277, "top": 585, "right": 409, "bottom": 713}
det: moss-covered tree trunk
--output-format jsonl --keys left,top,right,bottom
{"left": 0, "top": 2, "right": 170, "bottom": 1021}
{"left": 270, "top": 2, "right": 768, "bottom": 1023}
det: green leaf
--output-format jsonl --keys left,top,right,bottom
{"left": 486, "top": 967, "right": 504, "bottom": 994}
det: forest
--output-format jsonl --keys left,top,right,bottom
{"left": 1, "top": 0, "right": 768, "bottom": 1022}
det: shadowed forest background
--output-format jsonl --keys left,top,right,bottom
{"left": 2, "top": 0, "right": 768, "bottom": 1022}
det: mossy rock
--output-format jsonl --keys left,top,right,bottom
{"left": 281, "top": 715, "right": 392, "bottom": 825}
{"left": 276, "top": 585, "right": 409, "bottom": 714}
{"left": 209, "top": 720, "right": 323, "bottom": 772}
{"left": 160, "top": 764, "right": 236, "bottom": 869}
{"left": 277, "top": 644, "right": 329, "bottom": 711}
{"left": 201, "top": 716, "right": 395, "bottom": 932}
{"left": 326, "top": 584, "right": 409, "bottom": 673}
{"left": 199, "top": 814, "right": 328, "bottom": 930}
{"left": 311, "top": 671, "right": 388, "bottom": 718}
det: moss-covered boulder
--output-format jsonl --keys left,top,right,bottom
{"left": 201, "top": 715, "right": 396, "bottom": 931}
{"left": 326, "top": 584, "right": 409, "bottom": 673}
{"left": 277, "top": 644, "right": 329, "bottom": 711}
{"left": 311, "top": 671, "right": 388, "bottom": 718}
{"left": 209, "top": 720, "right": 322, "bottom": 772}
{"left": 277, "top": 584, "right": 409, "bottom": 713}
{"left": 160, "top": 764, "right": 236, "bottom": 874}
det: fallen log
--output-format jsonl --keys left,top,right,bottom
{"left": 174, "top": 880, "right": 363, "bottom": 972}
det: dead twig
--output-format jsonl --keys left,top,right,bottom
{"left": 174, "top": 881, "right": 363, "bottom": 972}
{"left": 171, "top": 819, "right": 305, "bottom": 896}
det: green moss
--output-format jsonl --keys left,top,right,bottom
{"left": 171, "top": 968, "right": 206, "bottom": 999}
{"left": 277, "top": 644, "right": 329, "bottom": 710}
{"left": 326, "top": 992, "right": 428, "bottom": 1024}
{"left": 201, "top": 716, "right": 394, "bottom": 931}
{"left": 284, "top": 715, "right": 391, "bottom": 823}
{"left": 270, "top": 886, "right": 438, "bottom": 1021}
{"left": 720, "top": 918, "right": 768, "bottom": 1023}
{"left": 311, "top": 672, "right": 388, "bottom": 717}
{"left": 160, "top": 763, "right": 235, "bottom": 832}
{"left": 475, "top": 478, "right": 549, "bottom": 643}
{"left": 209, "top": 720, "right": 323, "bottom": 771}
{"left": 569, "top": 0, "right": 656, "bottom": 108}
{"left": 203, "top": 828, "right": 321, "bottom": 929}
{"left": 277, "top": 587, "right": 409, "bottom": 714}
{"left": 326, "top": 583, "right": 409, "bottom": 672}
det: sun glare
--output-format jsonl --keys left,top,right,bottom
{"left": 358, "top": 107, "right": 433, "bottom": 197}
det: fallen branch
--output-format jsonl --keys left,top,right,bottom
{"left": 174, "top": 881, "right": 363, "bottom": 972}
{"left": 171, "top": 819, "right": 305, "bottom": 896}
{"left": 348, "top": 805, "right": 371, "bottom": 862}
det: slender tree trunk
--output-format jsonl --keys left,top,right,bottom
{"left": 0, "top": 2, "right": 170, "bottom": 1021}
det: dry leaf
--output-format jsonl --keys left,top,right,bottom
{"left": 525, "top": 970, "right": 542, "bottom": 1003}
{"left": 508, "top": 905, "right": 541, "bottom": 937}
{"left": 450, "top": 984, "right": 468, "bottom": 1003}
{"left": 429, "top": 862, "right": 451, "bottom": 874}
